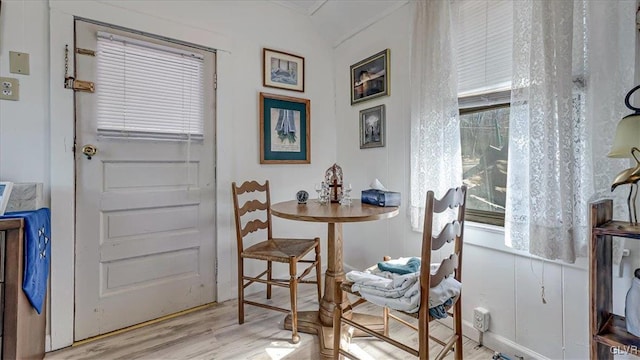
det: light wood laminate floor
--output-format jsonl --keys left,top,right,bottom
{"left": 46, "top": 285, "right": 494, "bottom": 359}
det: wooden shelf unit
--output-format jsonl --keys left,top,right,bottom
{"left": 590, "top": 200, "right": 640, "bottom": 359}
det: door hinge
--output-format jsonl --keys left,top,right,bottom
{"left": 75, "top": 48, "right": 96, "bottom": 57}
{"left": 214, "top": 73, "right": 217, "bottom": 90}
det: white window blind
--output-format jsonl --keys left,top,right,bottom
{"left": 96, "top": 31, "right": 205, "bottom": 140}
{"left": 457, "top": 0, "right": 513, "bottom": 98}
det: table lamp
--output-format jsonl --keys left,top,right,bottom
{"left": 609, "top": 84, "right": 640, "bottom": 225}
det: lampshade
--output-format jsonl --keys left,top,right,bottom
{"left": 608, "top": 85, "right": 640, "bottom": 226}
{"left": 608, "top": 114, "right": 640, "bottom": 158}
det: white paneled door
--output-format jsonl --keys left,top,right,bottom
{"left": 74, "top": 20, "right": 217, "bottom": 340}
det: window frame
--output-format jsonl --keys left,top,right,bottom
{"left": 459, "top": 93, "right": 511, "bottom": 227}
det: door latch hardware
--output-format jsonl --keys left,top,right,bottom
{"left": 75, "top": 48, "right": 96, "bottom": 57}
{"left": 64, "top": 77, "right": 95, "bottom": 92}
{"left": 73, "top": 80, "right": 95, "bottom": 93}
{"left": 64, "top": 44, "right": 95, "bottom": 92}
{"left": 82, "top": 144, "right": 97, "bottom": 160}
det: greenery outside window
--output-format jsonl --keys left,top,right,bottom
{"left": 459, "top": 94, "right": 510, "bottom": 226}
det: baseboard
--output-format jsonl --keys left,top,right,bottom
{"left": 436, "top": 318, "right": 548, "bottom": 360}
{"left": 217, "top": 280, "right": 236, "bottom": 302}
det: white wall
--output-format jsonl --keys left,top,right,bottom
{"left": 333, "top": 4, "right": 412, "bottom": 267}
{"left": 332, "top": 3, "right": 632, "bottom": 359}
{"left": 0, "top": 0, "right": 50, "bottom": 200}
{"left": 2, "top": 0, "right": 337, "bottom": 350}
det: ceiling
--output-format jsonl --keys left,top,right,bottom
{"left": 271, "top": 0, "right": 409, "bottom": 47}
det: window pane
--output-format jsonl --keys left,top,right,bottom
{"left": 460, "top": 106, "right": 510, "bottom": 215}
{"left": 96, "top": 32, "right": 204, "bottom": 140}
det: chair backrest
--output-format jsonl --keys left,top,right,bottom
{"left": 231, "top": 180, "right": 273, "bottom": 253}
{"left": 419, "top": 186, "right": 467, "bottom": 308}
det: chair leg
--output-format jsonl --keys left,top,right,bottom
{"left": 314, "top": 241, "right": 322, "bottom": 305}
{"left": 382, "top": 256, "right": 390, "bottom": 337}
{"left": 238, "top": 257, "right": 245, "bottom": 325}
{"left": 418, "top": 310, "right": 429, "bottom": 360}
{"left": 289, "top": 257, "right": 300, "bottom": 344}
{"left": 454, "top": 297, "right": 463, "bottom": 360}
{"left": 267, "top": 260, "right": 273, "bottom": 299}
{"left": 383, "top": 307, "right": 389, "bottom": 337}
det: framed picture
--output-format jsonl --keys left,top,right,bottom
{"left": 0, "top": 182, "right": 13, "bottom": 216}
{"left": 360, "top": 104, "right": 385, "bottom": 149}
{"left": 263, "top": 48, "right": 305, "bottom": 92}
{"left": 350, "top": 49, "right": 390, "bottom": 105}
{"left": 260, "top": 92, "right": 310, "bottom": 164}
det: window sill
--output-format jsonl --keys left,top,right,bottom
{"left": 464, "top": 221, "right": 588, "bottom": 271}
{"left": 465, "top": 220, "right": 505, "bottom": 235}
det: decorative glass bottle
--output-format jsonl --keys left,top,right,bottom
{"left": 626, "top": 268, "right": 640, "bottom": 337}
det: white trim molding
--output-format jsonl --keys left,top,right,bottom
{"left": 49, "top": 8, "right": 76, "bottom": 350}
{"left": 270, "top": 0, "right": 327, "bottom": 16}
{"left": 437, "top": 318, "right": 549, "bottom": 360}
{"left": 332, "top": 0, "right": 409, "bottom": 48}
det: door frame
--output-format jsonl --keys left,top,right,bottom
{"left": 48, "top": 1, "right": 234, "bottom": 351}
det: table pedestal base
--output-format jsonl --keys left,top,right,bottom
{"left": 284, "top": 311, "right": 385, "bottom": 359}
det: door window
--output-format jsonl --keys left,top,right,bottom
{"left": 96, "top": 31, "right": 204, "bottom": 140}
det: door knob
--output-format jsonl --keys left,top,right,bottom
{"left": 81, "top": 144, "right": 97, "bottom": 160}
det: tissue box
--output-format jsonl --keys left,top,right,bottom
{"left": 6, "top": 183, "right": 44, "bottom": 212}
{"left": 361, "top": 189, "right": 401, "bottom": 207}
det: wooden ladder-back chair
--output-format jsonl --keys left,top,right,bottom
{"left": 231, "top": 180, "right": 322, "bottom": 343}
{"left": 333, "top": 186, "right": 467, "bottom": 359}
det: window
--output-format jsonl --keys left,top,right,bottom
{"left": 460, "top": 102, "right": 509, "bottom": 225}
{"left": 457, "top": 0, "right": 513, "bottom": 226}
{"left": 96, "top": 31, "right": 205, "bottom": 141}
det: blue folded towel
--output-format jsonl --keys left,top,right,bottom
{"left": 2, "top": 208, "right": 50, "bottom": 314}
{"left": 429, "top": 297, "right": 454, "bottom": 319}
{"left": 377, "top": 257, "right": 421, "bottom": 275}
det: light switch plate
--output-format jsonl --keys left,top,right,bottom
{"left": 9, "top": 51, "right": 30, "bottom": 75}
{"left": 0, "top": 77, "right": 20, "bottom": 101}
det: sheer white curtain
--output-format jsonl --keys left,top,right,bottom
{"left": 505, "top": 0, "right": 635, "bottom": 262}
{"left": 410, "top": 0, "right": 462, "bottom": 231}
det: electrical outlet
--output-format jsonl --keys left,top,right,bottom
{"left": 473, "top": 307, "right": 490, "bottom": 332}
{"left": 0, "top": 77, "right": 19, "bottom": 101}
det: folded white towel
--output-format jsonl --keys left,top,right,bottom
{"left": 358, "top": 284, "right": 422, "bottom": 313}
{"left": 345, "top": 258, "right": 462, "bottom": 313}
{"left": 427, "top": 276, "right": 461, "bottom": 308}
{"left": 347, "top": 271, "right": 418, "bottom": 298}
{"left": 352, "top": 276, "right": 460, "bottom": 313}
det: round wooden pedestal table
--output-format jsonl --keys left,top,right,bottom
{"left": 271, "top": 199, "right": 399, "bottom": 359}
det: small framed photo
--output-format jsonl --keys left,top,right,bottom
{"left": 0, "top": 182, "right": 14, "bottom": 216}
{"left": 263, "top": 48, "right": 305, "bottom": 92}
{"left": 351, "top": 49, "right": 390, "bottom": 105}
{"left": 260, "top": 92, "right": 310, "bottom": 164}
{"left": 360, "top": 105, "right": 385, "bottom": 149}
